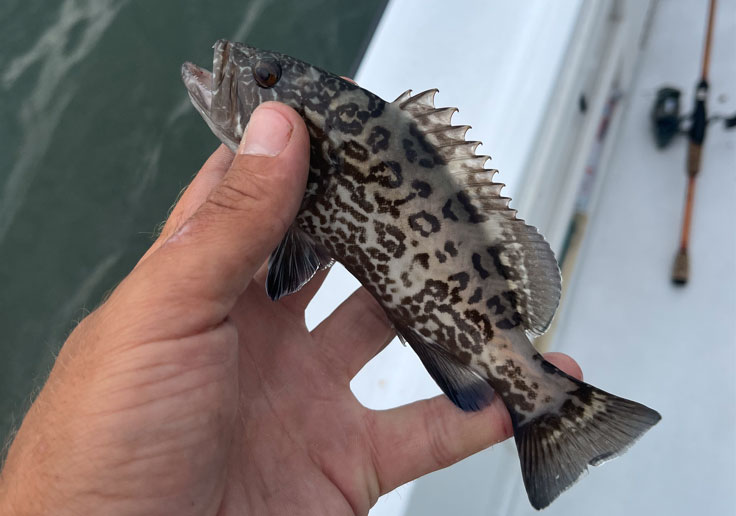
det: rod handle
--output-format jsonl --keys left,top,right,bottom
{"left": 672, "top": 248, "right": 689, "bottom": 285}
{"left": 687, "top": 141, "right": 702, "bottom": 177}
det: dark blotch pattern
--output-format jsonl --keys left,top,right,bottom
{"left": 368, "top": 126, "right": 391, "bottom": 153}
{"left": 472, "top": 252, "right": 490, "bottom": 279}
{"left": 442, "top": 199, "right": 458, "bottom": 221}
{"left": 408, "top": 211, "right": 441, "bottom": 237}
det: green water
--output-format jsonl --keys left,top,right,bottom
{"left": 0, "top": 0, "right": 386, "bottom": 449}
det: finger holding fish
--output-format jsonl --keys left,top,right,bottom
{"left": 368, "top": 352, "right": 581, "bottom": 495}
{"left": 275, "top": 267, "right": 333, "bottom": 315}
{"left": 312, "top": 286, "right": 396, "bottom": 380}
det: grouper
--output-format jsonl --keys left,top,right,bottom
{"left": 181, "top": 40, "right": 660, "bottom": 509}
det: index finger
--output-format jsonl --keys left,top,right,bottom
{"left": 139, "top": 144, "right": 234, "bottom": 265}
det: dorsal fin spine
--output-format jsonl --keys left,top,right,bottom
{"left": 393, "top": 89, "right": 413, "bottom": 104}
{"left": 415, "top": 106, "right": 457, "bottom": 120}
{"left": 425, "top": 125, "right": 472, "bottom": 146}
{"left": 399, "top": 88, "right": 438, "bottom": 111}
{"left": 426, "top": 124, "right": 471, "bottom": 136}
{"left": 454, "top": 156, "right": 490, "bottom": 170}
{"left": 438, "top": 141, "right": 482, "bottom": 161}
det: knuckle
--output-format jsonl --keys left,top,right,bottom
{"left": 207, "top": 176, "right": 263, "bottom": 213}
{"left": 185, "top": 158, "right": 295, "bottom": 244}
{"left": 202, "top": 164, "right": 291, "bottom": 235}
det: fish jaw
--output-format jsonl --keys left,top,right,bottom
{"left": 181, "top": 60, "right": 240, "bottom": 152}
{"left": 181, "top": 62, "right": 212, "bottom": 114}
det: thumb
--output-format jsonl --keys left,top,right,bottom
{"left": 108, "top": 102, "right": 310, "bottom": 340}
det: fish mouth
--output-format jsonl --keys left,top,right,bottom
{"left": 181, "top": 61, "right": 213, "bottom": 114}
{"left": 181, "top": 40, "right": 233, "bottom": 113}
{"left": 181, "top": 40, "right": 242, "bottom": 152}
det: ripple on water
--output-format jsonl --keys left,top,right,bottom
{"left": 0, "top": 0, "right": 130, "bottom": 244}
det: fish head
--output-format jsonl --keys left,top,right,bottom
{"left": 182, "top": 40, "right": 329, "bottom": 152}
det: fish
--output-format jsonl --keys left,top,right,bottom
{"left": 181, "top": 40, "right": 661, "bottom": 509}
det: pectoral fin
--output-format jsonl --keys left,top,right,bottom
{"left": 266, "top": 225, "right": 333, "bottom": 301}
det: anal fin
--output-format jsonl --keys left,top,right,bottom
{"left": 266, "top": 225, "right": 333, "bottom": 301}
{"left": 400, "top": 328, "right": 494, "bottom": 412}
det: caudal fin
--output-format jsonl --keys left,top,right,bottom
{"left": 513, "top": 377, "right": 661, "bottom": 509}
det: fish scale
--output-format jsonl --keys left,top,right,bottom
{"left": 182, "top": 40, "right": 661, "bottom": 510}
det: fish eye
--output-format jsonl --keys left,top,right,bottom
{"left": 253, "top": 59, "right": 282, "bottom": 88}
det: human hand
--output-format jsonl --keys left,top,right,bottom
{"left": 0, "top": 102, "right": 582, "bottom": 516}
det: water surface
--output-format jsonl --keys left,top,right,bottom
{"left": 0, "top": 0, "right": 386, "bottom": 448}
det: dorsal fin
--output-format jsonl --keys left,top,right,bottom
{"left": 493, "top": 218, "right": 561, "bottom": 334}
{"left": 394, "top": 89, "right": 562, "bottom": 335}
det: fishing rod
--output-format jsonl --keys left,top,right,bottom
{"left": 671, "top": 0, "right": 717, "bottom": 285}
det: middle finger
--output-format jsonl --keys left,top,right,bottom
{"left": 311, "top": 287, "right": 395, "bottom": 380}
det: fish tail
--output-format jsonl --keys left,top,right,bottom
{"left": 511, "top": 361, "right": 661, "bottom": 510}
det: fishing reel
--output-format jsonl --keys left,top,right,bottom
{"left": 651, "top": 85, "right": 736, "bottom": 149}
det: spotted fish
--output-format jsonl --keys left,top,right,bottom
{"left": 182, "top": 40, "right": 660, "bottom": 509}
